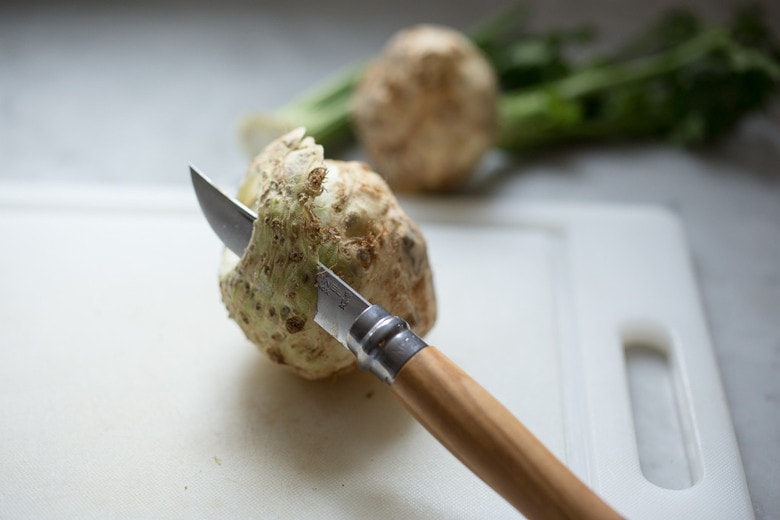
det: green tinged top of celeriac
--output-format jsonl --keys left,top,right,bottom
{"left": 232, "top": 128, "right": 328, "bottom": 317}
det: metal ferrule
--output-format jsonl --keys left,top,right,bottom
{"left": 347, "top": 305, "right": 428, "bottom": 384}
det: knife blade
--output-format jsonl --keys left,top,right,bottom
{"left": 189, "top": 165, "right": 622, "bottom": 520}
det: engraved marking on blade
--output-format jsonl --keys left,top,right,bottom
{"left": 337, "top": 290, "right": 351, "bottom": 310}
{"left": 316, "top": 270, "right": 352, "bottom": 310}
{"left": 316, "top": 270, "right": 333, "bottom": 295}
{"left": 315, "top": 270, "right": 326, "bottom": 291}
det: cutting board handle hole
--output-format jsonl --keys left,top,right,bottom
{"left": 622, "top": 327, "right": 702, "bottom": 490}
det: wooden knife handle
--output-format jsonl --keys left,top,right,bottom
{"left": 390, "top": 346, "right": 623, "bottom": 520}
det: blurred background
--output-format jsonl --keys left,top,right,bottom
{"left": 2, "top": 0, "right": 779, "bottom": 518}
{"left": 3, "top": 0, "right": 779, "bottom": 185}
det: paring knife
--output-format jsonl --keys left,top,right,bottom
{"left": 190, "top": 166, "right": 622, "bottom": 520}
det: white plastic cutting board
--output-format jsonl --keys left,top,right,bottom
{"left": 0, "top": 183, "right": 752, "bottom": 519}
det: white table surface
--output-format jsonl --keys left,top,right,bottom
{"left": 2, "top": 1, "right": 779, "bottom": 518}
